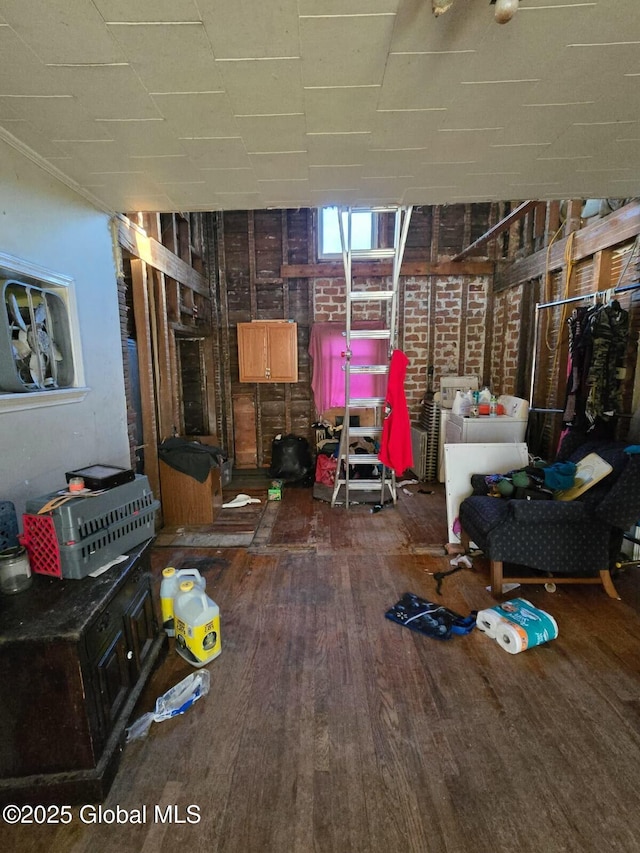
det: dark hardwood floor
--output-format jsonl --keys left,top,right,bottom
{"left": 7, "top": 478, "right": 640, "bottom": 853}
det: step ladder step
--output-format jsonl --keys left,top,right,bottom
{"left": 350, "top": 247, "right": 397, "bottom": 260}
{"left": 349, "top": 329, "right": 391, "bottom": 340}
{"left": 350, "top": 205, "right": 401, "bottom": 214}
{"left": 348, "top": 426, "right": 382, "bottom": 437}
{"left": 334, "top": 479, "right": 387, "bottom": 491}
{"left": 348, "top": 290, "right": 394, "bottom": 302}
{"left": 348, "top": 396, "right": 386, "bottom": 408}
{"left": 347, "top": 365, "right": 389, "bottom": 375}
{"left": 344, "top": 453, "right": 380, "bottom": 465}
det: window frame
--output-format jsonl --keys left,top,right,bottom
{"left": 317, "top": 206, "right": 380, "bottom": 260}
{"left": 0, "top": 250, "right": 88, "bottom": 412}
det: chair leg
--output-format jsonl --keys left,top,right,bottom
{"left": 599, "top": 569, "right": 621, "bottom": 600}
{"left": 490, "top": 560, "right": 504, "bottom": 598}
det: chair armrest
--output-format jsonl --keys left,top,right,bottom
{"left": 508, "top": 500, "right": 591, "bottom": 523}
{"left": 596, "top": 454, "right": 640, "bottom": 529}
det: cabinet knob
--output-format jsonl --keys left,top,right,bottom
{"left": 127, "top": 650, "right": 134, "bottom": 660}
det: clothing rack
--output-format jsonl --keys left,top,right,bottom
{"left": 529, "top": 279, "right": 640, "bottom": 411}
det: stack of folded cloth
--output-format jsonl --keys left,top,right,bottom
{"left": 476, "top": 598, "right": 558, "bottom": 654}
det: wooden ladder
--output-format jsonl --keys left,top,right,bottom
{"left": 331, "top": 205, "right": 413, "bottom": 508}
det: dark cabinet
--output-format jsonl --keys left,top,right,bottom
{"left": 0, "top": 539, "right": 167, "bottom": 805}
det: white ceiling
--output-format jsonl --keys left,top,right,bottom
{"left": 0, "top": 0, "right": 638, "bottom": 213}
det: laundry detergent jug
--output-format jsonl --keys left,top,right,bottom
{"left": 174, "top": 580, "right": 221, "bottom": 667}
{"left": 160, "top": 567, "right": 206, "bottom": 637}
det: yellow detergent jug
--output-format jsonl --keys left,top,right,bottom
{"left": 174, "top": 580, "right": 222, "bottom": 667}
{"left": 160, "top": 567, "right": 206, "bottom": 637}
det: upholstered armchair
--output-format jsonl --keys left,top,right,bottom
{"left": 458, "top": 441, "right": 640, "bottom": 599}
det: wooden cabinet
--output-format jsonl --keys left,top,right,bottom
{"left": 159, "top": 459, "right": 222, "bottom": 525}
{"left": 238, "top": 320, "right": 298, "bottom": 383}
{"left": 0, "top": 540, "right": 167, "bottom": 805}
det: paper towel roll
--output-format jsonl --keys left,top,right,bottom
{"left": 494, "top": 600, "right": 558, "bottom": 654}
{"left": 476, "top": 607, "right": 510, "bottom": 638}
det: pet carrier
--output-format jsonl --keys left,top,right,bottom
{"left": 21, "top": 475, "right": 160, "bottom": 579}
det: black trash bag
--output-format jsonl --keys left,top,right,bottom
{"left": 269, "top": 434, "right": 314, "bottom": 483}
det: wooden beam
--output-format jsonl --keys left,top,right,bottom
{"left": 496, "top": 200, "right": 640, "bottom": 291}
{"left": 130, "top": 259, "right": 160, "bottom": 504}
{"left": 280, "top": 260, "right": 494, "bottom": 278}
{"left": 452, "top": 201, "right": 538, "bottom": 261}
{"left": 116, "top": 214, "right": 208, "bottom": 297}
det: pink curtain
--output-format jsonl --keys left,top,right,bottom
{"left": 308, "top": 322, "right": 388, "bottom": 414}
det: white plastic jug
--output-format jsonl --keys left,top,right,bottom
{"left": 160, "top": 567, "right": 206, "bottom": 638}
{"left": 174, "top": 580, "right": 222, "bottom": 667}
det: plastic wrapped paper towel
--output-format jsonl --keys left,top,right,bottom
{"left": 477, "top": 599, "right": 558, "bottom": 653}
{"left": 476, "top": 607, "right": 511, "bottom": 639}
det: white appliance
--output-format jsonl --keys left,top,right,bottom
{"left": 445, "top": 394, "right": 529, "bottom": 445}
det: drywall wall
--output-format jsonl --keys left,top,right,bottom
{"left": 0, "top": 139, "right": 130, "bottom": 518}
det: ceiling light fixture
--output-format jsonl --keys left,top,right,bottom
{"left": 491, "top": 0, "right": 520, "bottom": 24}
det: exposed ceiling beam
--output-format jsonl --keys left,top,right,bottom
{"left": 453, "top": 201, "right": 538, "bottom": 262}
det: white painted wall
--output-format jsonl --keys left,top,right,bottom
{"left": 0, "top": 139, "right": 130, "bottom": 519}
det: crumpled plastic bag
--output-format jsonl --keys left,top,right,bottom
{"left": 126, "top": 669, "right": 210, "bottom": 742}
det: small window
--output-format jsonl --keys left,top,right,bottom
{"left": 0, "top": 251, "right": 86, "bottom": 410}
{"left": 318, "top": 206, "right": 379, "bottom": 258}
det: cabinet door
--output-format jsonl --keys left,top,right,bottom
{"left": 95, "top": 628, "right": 131, "bottom": 744}
{"left": 238, "top": 322, "right": 268, "bottom": 382}
{"left": 267, "top": 323, "right": 298, "bottom": 382}
{"left": 125, "top": 583, "right": 158, "bottom": 679}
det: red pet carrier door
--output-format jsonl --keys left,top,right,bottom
{"left": 21, "top": 514, "right": 63, "bottom": 578}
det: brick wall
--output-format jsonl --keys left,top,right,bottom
{"left": 310, "top": 270, "right": 492, "bottom": 419}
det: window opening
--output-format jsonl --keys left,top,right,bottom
{"left": 318, "top": 207, "right": 379, "bottom": 258}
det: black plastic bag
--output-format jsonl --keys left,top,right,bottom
{"left": 269, "top": 434, "right": 314, "bottom": 483}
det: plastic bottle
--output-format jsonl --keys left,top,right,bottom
{"left": 489, "top": 395, "right": 498, "bottom": 417}
{"left": 174, "top": 580, "right": 222, "bottom": 668}
{"left": 160, "top": 567, "right": 206, "bottom": 638}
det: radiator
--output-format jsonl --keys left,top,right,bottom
{"left": 410, "top": 406, "right": 440, "bottom": 481}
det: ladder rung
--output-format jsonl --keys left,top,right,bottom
{"left": 348, "top": 365, "right": 389, "bottom": 375}
{"left": 349, "top": 329, "right": 391, "bottom": 340}
{"left": 348, "top": 291, "right": 394, "bottom": 301}
{"left": 351, "top": 248, "right": 397, "bottom": 259}
{"left": 335, "top": 479, "right": 386, "bottom": 491}
{"left": 348, "top": 426, "right": 382, "bottom": 437}
{"left": 349, "top": 205, "right": 400, "bottom": 214}
{"left": 349, "top": 397, "right": 386, "bottom": 407}
{"left": 345, "top": 454, "right": 379, "bottom": 465}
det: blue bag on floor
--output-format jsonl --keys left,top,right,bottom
{"left": 385, "top": 592, "right": 476, "bottom": 640}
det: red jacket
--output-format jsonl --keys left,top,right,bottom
{"left": 378, "top": 350, "right": 413, "bottom": 476}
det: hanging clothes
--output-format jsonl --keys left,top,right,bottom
{"left": 561, "top": 298, "right": 629, "bottom": 439}
{"left": 585, "top": 300, "right": 629, "bottom": 426}
{"left": 378, "top": 349, "right": 413, "bottom": 476}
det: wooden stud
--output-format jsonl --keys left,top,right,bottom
{"left": 130, "top": 259, "right": 161, "bottom": 502}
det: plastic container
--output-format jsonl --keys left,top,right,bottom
{"left": 0, "top": 545, "right": 32, "bottom": 595}
{"left": 21, "top": 475, "right": 159, "bottom": 579}
{"left": 160, "top": 567, "right": 206, "bottom": 637}
{"left": 489, "top": 395, "right": 498, "bottom": 417}
{"left": 174, "top": 580, "right": 222, "bottom": 667}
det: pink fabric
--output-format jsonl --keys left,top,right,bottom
{"left": 308, "top": 322, "right": 388, "bottom": 413}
